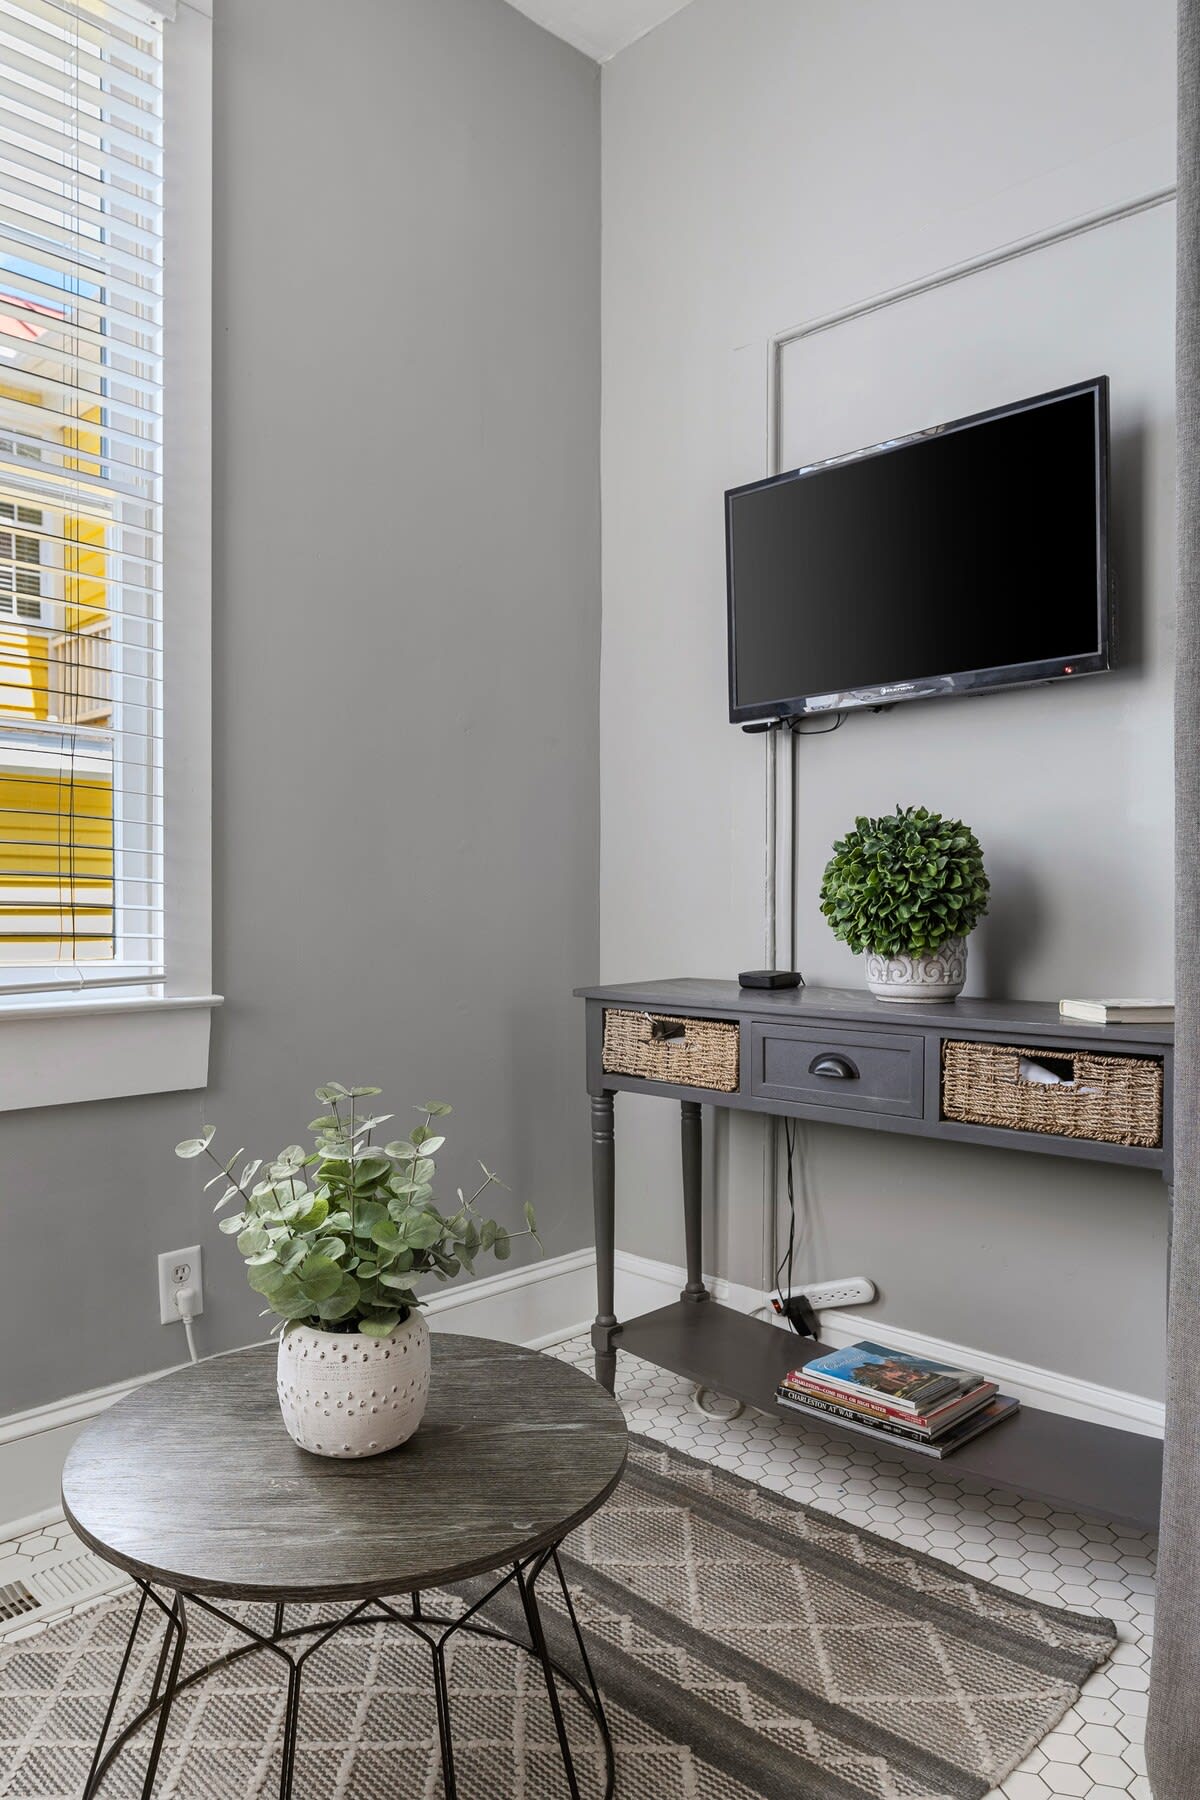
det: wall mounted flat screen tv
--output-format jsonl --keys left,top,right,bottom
{"left": 725, "top": 377, "right": 1112, "bottom": 724}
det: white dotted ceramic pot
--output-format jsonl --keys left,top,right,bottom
{"left": 864, "top": 934, "right": 968, "bottom": 1003}
{"left": 276, "top": 1310, "right": 430, "bottom": 1458}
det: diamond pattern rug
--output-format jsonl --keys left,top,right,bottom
{"left": 0, "top": 1435, "right": 1116, "bottom": 1798}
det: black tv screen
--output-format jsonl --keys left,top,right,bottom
{"left": 725, "top": 378, "right": 1111, "bottom": 723}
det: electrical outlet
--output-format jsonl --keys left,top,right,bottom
{"left": 158, "top": 1245, "right": 203, "bottom": 1326}
{"left": 795, "top": 1275, "right": 876, "bottom": 1312}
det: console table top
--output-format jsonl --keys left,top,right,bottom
{"left": 61, "top": 1335, "right": 628, "bottom": 1604}
{"left": 574, "top": 978, "right": 1175, "bottom": 1045}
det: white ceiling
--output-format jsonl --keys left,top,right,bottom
{"left": 503, "top": 0, "right": 695, "bottom": 62}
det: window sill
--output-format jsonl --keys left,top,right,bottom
{"left": 0, "top": 993, "right": 222, "bottom": 1112}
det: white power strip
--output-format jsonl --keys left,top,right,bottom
{"left": 790, "top": 1276, "right": 876, "bottom": 1311}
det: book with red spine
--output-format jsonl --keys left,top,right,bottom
{"left": 777, "top": 1381, "right": 997, "bottom": 1439}
{"left": 781, "top": 1371, "right": 997, "bottom": 1431}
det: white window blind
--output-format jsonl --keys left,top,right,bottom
{"left": 0, "top": 0, "right": 164, "bottom": 999}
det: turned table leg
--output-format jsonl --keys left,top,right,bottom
{"left": 590, "top": 1092, "right": 618, "bottom": 1391}
{"left": 680, "top": 1100, "right": 709, "bottom": 1302}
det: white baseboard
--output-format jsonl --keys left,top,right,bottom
{"left": 814, "top": 1309, "right": 1165, "bottom": 1439}
{"left": 612, "top": 1248, "right": 1165, "bottom": 1440}
{"left": 1, "top": 1241, "right": 1163, "bottom": 1538}
{"left": 0, "top": 1248, "right": 599, "bottom": 1537}
{"left": 612, "top": 1247, "right": 765, "bottom": 1320}
{"left": 423, "top": 1246, "right": 597, "bottom": 1351}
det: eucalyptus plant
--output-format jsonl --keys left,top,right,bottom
{"left": 819, "top": 804, "right": 989, "bottom": 957}
{"left": 175, "top": 1085, "right": 539, "bottom": 1337}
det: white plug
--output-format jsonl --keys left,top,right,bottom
{"left": 174, "top": 1284, "right": 199, "bottom": 1365}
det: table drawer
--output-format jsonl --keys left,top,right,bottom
{"left": 602, "top": 1008, "right": 740, "bottom": 1092}
{"left": 749, "top": 1023, "right": 924, "bottom": 1117}
{"left": 942, "top": 1039, "right": 1163, "bottom": 1147}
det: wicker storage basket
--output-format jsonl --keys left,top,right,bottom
{"left": 941, "top": 1039, "right": 1162, "bottom": 1148}
{"left": 602, "top": 1009, "right": 740, "bottom": 1092}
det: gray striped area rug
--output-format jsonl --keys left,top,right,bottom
{"left": 0, "top": 1434, "right": 1115, "bottom": 1798}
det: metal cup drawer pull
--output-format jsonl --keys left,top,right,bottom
{"left": 808, "top": 1052, "right": 860, "bottom": 1080}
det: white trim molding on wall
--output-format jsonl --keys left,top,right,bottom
{"left": 761, "top": 183, "right": 1179, "bottom": 982}
{"left": 762, "top": 177, "right": 1180, "bottom": 972}
{"left": 0, "top": 1244, "right": 1163, "bottom": 1536}
{"left": 755, "top": 181, "right": 1179, "bottom": 1290}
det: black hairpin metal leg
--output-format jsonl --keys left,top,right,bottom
{"left": 517, "top": 1561, "right": 584, "bottom": 1800}
{"left": 83, "top": 1582, "right": 186, "bottom": 1800}
{"left": 80, "top": 1553, "right": 613, "bottom": 1799}
{"left": 142, "top": 1599, "right": 176, "bottom": 1717}
{"left": 431, "top": 1637, "right": 460, "bottom": 1799}
{"left": 277, "top": 1658, "right": 302, "bottom": 1800}
{"left": 551, "top": 1548, "right": 613, "bottom": 1764}
{"left": 139, "top": 1591, "right": 186, "bottom": 1798}
{"left": 82, "top": 1585, "right": 149, "bottom": 1798}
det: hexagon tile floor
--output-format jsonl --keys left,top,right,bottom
{"left": 0, "top": 1333, "right": 1157, "bottom": 1800}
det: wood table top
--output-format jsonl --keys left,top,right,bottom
{"left": 61, "top": 1335, "right": 628, "bottom": 1603}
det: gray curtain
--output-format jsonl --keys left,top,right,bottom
{"left": 1147, "top": 3, "right": 1200, "bottom": 1793}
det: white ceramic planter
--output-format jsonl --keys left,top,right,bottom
{"left": 276, "top": 1309, "right": 430, "bottom": 1458}
{"left": 865, "top": 935, "right": 968, "bottom": 1003}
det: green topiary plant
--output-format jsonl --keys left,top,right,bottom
{"left": 819, "top": 805, "right": 989, "bottom": 957}
{"left": 175, "top": 1085, "right": 539, "bottom": 1338}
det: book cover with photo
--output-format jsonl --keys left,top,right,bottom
{"left": 802, "top": 1341, "right": 985, "bottom": 1409}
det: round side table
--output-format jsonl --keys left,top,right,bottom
{"left": 61, "top": 1333, "right": 627, "bottom": 1799}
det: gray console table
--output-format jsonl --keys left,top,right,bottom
{"left": 576, "top": 978, "right": 1172, "bottom": 1532}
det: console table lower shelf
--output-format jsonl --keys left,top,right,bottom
{"left": 608, "top": 1299, "right": 1162, "bottom": 1534}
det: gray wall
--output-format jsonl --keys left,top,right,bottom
{"left": 0, "top": 0, "right": 601, "bottom": 1418}
{"left": 601, "top": 0, "right": 1176, "bottom": 1397}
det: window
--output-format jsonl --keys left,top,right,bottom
{"left": 0, "top": 0, "right": 164, "bottom": 989}
{"left": 0, "top": 501, "right": 43, "bottom": 621}
{"left": 0, "top": 0, "right": 215, "bottom": 1109}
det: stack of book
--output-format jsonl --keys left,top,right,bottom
{"left": 776, "top": 1340, "right": 1019, "bottom": 1459}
